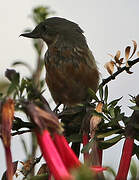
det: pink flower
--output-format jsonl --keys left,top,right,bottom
{"left": 36, "top": 130, "right": 72, "bottom": 180}
{"left": 116, "top": 137, "right": 134, "bottom": 180}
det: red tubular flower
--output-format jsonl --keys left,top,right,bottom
{"left": 115, "top": 137, "right": 134, "bottom": 180}
{"left": 36, "top": 130, "right": 71, "bottom": 180}
{"left": 26, "top": 102, "right": 107, "bottom": 178}
{"left": 4, "top": 147, "right": 13, "bottom": 180}
{"left": 1, "top": 99, "right": 14, "bottom": 180}
{"left": 91, "top": 166, "right": 107, "bottom": 173}
{"left": 48, "top": 174, "right": 52, "bottom": 180}
{"left": 53, "top": 133, "right": 81, "bottom": 170}
{"left": 82, "top": 132, "right": 90, "bottom": 162}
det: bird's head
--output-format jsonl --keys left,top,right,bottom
{"left": 20, "top": 17, "right": 87, "bottom": 47}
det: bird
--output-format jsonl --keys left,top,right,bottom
{"left": 20, "top": 17, "right": 99, "bottom": 106}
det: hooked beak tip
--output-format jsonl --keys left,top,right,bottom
{"left": 19, "top": 32, "right": 40, "bottom": 39}
{"left": 19, "top": 33, "right": 25, "bottom": 37}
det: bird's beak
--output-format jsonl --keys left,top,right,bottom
{"left": 20, "top": 28, "right": 41, "bottom": 39}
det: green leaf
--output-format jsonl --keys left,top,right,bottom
{"left": 129, "top": 105, "right": 139, "bottom": 111}
{"left": 107, "top": 121, "right": 120, "bottom": 128}
{"left": 29, "top": 174, "right": 48, "bottom": 180}
{"left": 88, "top": 88, "right": 99, "bottom": 101}
{"left": 115, "top": 112, "right": 125, "bottom": 122}
{"left": 81, "top": 138, "right": 95, "bottom": 153}
{"left": 40, "top": 80, "right": 45, "bottom": 89}
{"left": 12, "top": 61, "right": 33, "bottom": 73}
{"left": 73, "top": 165, "right": 96, "bottom": 180}
{"left": 130, "top": 160, "right": 137, "bottom": 179}
{"left": 107, "top": 167, "right": 116, "bottom": 177}
{"left": 104, "top": 85, "right": 108, "bottom": 103}
{"left": 114, "top": 106, "right": 120, "bottom": 115}
{"left": 7, "top": 84, "right": 16, "bottom": 95}
{"left": 98, "top": 134, "right": 123, "bottom": 149}
{"left": 108, "top": 97, "right": 123, "bottom": 107}
{"left": 12, "top": 72, "right": 20, "bottom": 86}
{"left": 0, "top": 93, "right": 3, "bottom": 98}
{"left": 108, "top": 107, "right": 115, "bottom": 118}
{"left": 67, "top": 134, "right": 82, "bottom": 143}
{"left": 20, "top": 78, "right": 27, "bottom": 95}
{"left": 97, "top": 129, "right": 121, "bottom": 138}
{"left": 5, "top": 69, "right": 20, "bottom": 86}
{"left": 92, "top": 110, "right": 109, "bottom": 120}
{"left": 99, "top": 85, "right": 103, "bottom": 101}
{"left": 32, "top": 6, "right": 53, "bottom": 24}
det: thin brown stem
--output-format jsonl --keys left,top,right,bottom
{"left": 100, "top": 58, "right": 139, "bottom": 87}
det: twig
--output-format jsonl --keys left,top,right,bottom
{"left": 11, "top": 130, "right": 32, "bottom": 136}
{"left": 100, "top": 58, "right": 139, "bottom": 87}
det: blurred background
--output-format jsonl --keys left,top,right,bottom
{"left": 0, "top": 0, "right": 139, "bottom": 179}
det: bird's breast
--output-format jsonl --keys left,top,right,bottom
{"left": 44, "top": 46, "right": 99, "bottom": 105}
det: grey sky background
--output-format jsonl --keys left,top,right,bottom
{"left": 0, "top": 0, "right": 139, "bottom": 179}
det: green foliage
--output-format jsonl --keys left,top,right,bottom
{"left": 130, "top": 160, "right": 138, "bottom": 180}
{"left": 88, "top": 88, "right": 99, "bottom": 102}
{"left": 98, "top": 134, "right": 123, "bottom": 149}
{"left": 3, "top": 65, "right": 138, "bottom": 179}
{"left": 104, "top": 85, "right": 108, "bottom": 103}
{"left": 98, "top": 85, "right": 103, "bottom": 101}
{"left": 12, "top": 61, "right": 33, "bottom": 74}
{"left": 67, "top": 134, "right": 82, "bottom": 143}
{"left": 29, "top": 174, "right": 48, "bottom": 180}
{"left": 129, "top": 105, "right": 139, "bottom": 111}
{"left": 72, "top": 165, "right": 98, "bottom": 180}
{"left": 32, "top": 6, "right": 54, "bottom": 24}
{"left": 96, "top": 129, "right": 121, "bottom": 139}
{"left": 81, "top": 138, "right": 95, "bottom": 153}
{"left": 0, "top": 6, "right": 53, "bottom": 179}
{"left": 5, "top": 69, "right": 45, "bottom": 104}
{"left": 106, "top": 167, "right": 116, "bottom": 177}
{"left": 83, "top": 85, "right": 139, "bottom": 158}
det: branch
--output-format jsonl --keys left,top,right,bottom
{"left": 100, "top": 58, "right": 139, "bottom": 86}
{"left": 11, "top": 130, "right": 32, "bottom": 136}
